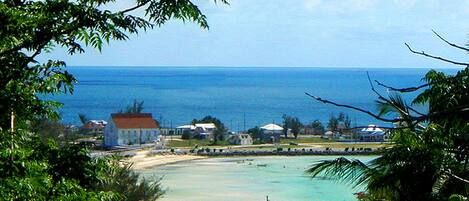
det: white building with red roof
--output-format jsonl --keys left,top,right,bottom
{"left": 104, "top": 113, "right": 160, "bottom": 147}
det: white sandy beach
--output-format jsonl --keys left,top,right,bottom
{"left": 127, "top": 150, "right": 205, "bottom": 170}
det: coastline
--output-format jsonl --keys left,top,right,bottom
{"left": 127, "top": 150, "right": 206, "bottom": 170}
{"left": 127, "top": 148, "right": 381, "bottom": 170}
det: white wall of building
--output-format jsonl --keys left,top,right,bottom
{"left": 104, "top": 121, "right": 160, "bottom": 147}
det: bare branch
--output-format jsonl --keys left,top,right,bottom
{"left": 367, "top": 72, "right": 412, "bottom": 118}
{"left": 120, "top": 0, "right": 150, "bottom": 13}
{"left": 445, "top": 170, "right": 469, "bottom": 184}
{"left": 304, "top": 92, "right": 401, "bottom": 123}
{"left": 432, "top": 29, "right": 469, "bottom": 52}
{"left": 374, "top": 79, "right": 429, "bottom": 93}
{"left": 305, "top": 91, "right": 469, "bottom": 127}
{"left": 405, "top": 43, "right": 469, "bottom": 66}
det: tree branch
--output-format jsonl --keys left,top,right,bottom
{"left": 374, "top": 79, "right": 429, "bottom": 93}
{"left": 405, "top": 43, "right": 469, "bottom": 66}
{"left": 432, "top": 29, "right": 469, "bottom": 52}
{"left": 304, "top": 92, "right": 401, "bottom": 123}
{"left": 445, "top": 170, "right": 469, "bottom": 184}
{"left": 120, "top": 0, "right": 150, "bottom": 13}
{"left": 367, "top": 72, "right": 413, "bottom": 118}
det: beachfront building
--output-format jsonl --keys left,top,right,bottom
{"left": 358, "top": 124, "right": 385, "bottom": 142}
{"left": 194, "top": 123, "right": 216, "bottom": 139}
{"left": 104, "top": 113, "right": 160, "bottom": 147}
{"left": 175, "top": 124, "right": 196, "bottom": 135}
{"left": 175, "top": 123, "right": 216, "bottom": 139}
{"left": 228, "top": 133, "right": 253, "bottom": 145}
{"left": 260, "top": 123, "right": 283, "bottom": 143}
{"left": 81, "top": 120, "right": 107, "bottom": 135}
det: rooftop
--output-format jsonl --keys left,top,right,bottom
{"left": 111, "top": 113, "right": 159, "bottom": 129}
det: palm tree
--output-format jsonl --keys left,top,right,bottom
{"left": 78, "top": 113, "right": 89, "bottom": 125}
{"left": 307, "top": 87, "right": 469, "bottom": 200}
{"left": 307, "top": 138, "right": 444, "bottom": 201}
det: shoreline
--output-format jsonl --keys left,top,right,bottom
{"left": 127, "top": 149, "right": 381, "bottom": 170}
{"left": 127, "top": 150, "right": 206, "bottom": 170}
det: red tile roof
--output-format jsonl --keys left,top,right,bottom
{"left": 111, "top": 113, "right": 159, "bottom": 129}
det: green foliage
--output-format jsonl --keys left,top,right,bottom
{"left": 192, "top": 115, "right": 227, "bottom": 144}
{"left": 78, "top": 113, "right": 89, "bottom": 125}
{"left": 95, "top": 160, "right": 165, "bottom": 201}
{"left": 282, "top": 114, "right": 302, "bottom": 138}
{"left": 308, "top": 66, "right": 469, "bottom": 200}
{"left": 0, "top": 0, "right": 226, "bottom": 200}
{"left": 0, "top": 0, "right": 226, "bottom": 129}
{"left": 181, "top": 129, "right": 192, "bottom": 139}
{"left": 310, "top": 120, "right": 325, "bottom": 135}
{"left": 327, "top": 112, "right": 352, "bottom": 133}
{"left": 0, "top": 130, "right": 120, "bottom": 200}
{"left": 118, "top": 99, "right": 145, "bottom": 114}
{"left": 247, "top": 126, "right": 262, "bottom": 140}
{"left": 327, "top": 115, "right": 339, "bottom": 131}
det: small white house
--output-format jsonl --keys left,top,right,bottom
{"left": 194, "top": 123, "right": 216, "bottom": 139}
{"left": 358, "top": 124, "right": 385, "bottom": 142}
{"left": 104, "top": 113, "right": 160, "bottom": 147}
{"left": 260, "top": 123, "right": 283, "bottom": 143}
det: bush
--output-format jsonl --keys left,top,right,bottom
{"left": 181, "top": 130, "right": 191, "bottom": 139}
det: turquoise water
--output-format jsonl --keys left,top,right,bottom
{"left": 140, "top": 156, "right": 375, "bottom": 201}
{"left": 53, "top": 67, "right": 458, "bottom": 130}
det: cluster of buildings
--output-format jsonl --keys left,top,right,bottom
{"left": 321, "top": 124, "right": 389, "bottom": 142}
{"left": 78, "top": 113, "right": 388, "bottom": 148}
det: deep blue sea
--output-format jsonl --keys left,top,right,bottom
{"left": 52, "top": 67, "right": 459, "bottom": 131}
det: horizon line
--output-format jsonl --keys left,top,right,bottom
{"left": 66, "top": 65, "right": 464, "bottom": 70}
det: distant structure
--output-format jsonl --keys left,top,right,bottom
{"left": 260, "top": 123, "right": 283, "bottom": 143}
{"left": 358, "top": 124, "right": 385, "bottom": 142}
{"left": 194, "top": 123, "right": 216, "bottom": 139}
{"left": 175, "top": 123, "right": 216, "bottom": 139}
{"left": 228, "top": 133, "right": 253, "bottom": 145}
{"left": 175, "top": 124, "right": 196, "bottom": 135}
{"left": 104, "top": 113, "right": 160, "bottom": 147}
{"left": 322, "top": 130, "right": 340, "bottom": 140}
{"left": 81, "top": 120, "right": 107, "bottom": 135}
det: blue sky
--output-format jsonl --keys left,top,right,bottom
{"left": 43, "top": 0, "right": 469, "bottom": 68}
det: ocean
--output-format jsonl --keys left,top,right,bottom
{"left": 52, "top": 67, "right": 458, "bottom": 130}
{"left": 140, "top": 155, "right": 375, "bottom": 201}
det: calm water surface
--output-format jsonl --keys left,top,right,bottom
{"left": 140, "top": 156, "right": 376, "bottom": 201}
{"left": 53, "top": 67, "right": 458, "bottom": 130}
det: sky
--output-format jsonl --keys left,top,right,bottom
{"left": 43, "top": 0, "right": 469, "bottom": 68}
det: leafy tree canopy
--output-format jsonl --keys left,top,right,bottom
{"left": 0, "top": 0, "right": 227, "bottom": 200}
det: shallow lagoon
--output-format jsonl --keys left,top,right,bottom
{"left": 140, "top": 156, "right": 375, "bottom": 201}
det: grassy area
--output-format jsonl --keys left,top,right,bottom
{"left": 167, "top": 139, "right": 210, "bottom": 148}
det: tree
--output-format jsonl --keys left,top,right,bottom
{"left": 327, "top": 114, "right": 339, "bottom": 132}
{"left": 0, "top": 0, "right": 227, "bottom": 130}
{"left": 0, "top": 0, "right": 227, "bottom": 199}
{"left": 327, "top": 112, "right": 352, "bottom": 133}
{"left": 78, "top": 113, "right": 89, "bottom": 125}
{"left": 282, "top": 114, "right": 302, "bottom": 139}
{"left": 310, "top": 120, "right": 325, "bottom": 135}
{"left": 118, "top": 99, "right": 145, "bottom": 114}
{"left": 247, "top": 126, "right": 262, "bottom": 141}
{"left": 306, "top": 31, "right": 469, "bottom": 200}
{"left": 192, "top": 115, "right": 227, "bottom": 144}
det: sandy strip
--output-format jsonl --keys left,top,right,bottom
{"left": 128, "top": 150, "right": 206, "bottom": 170}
